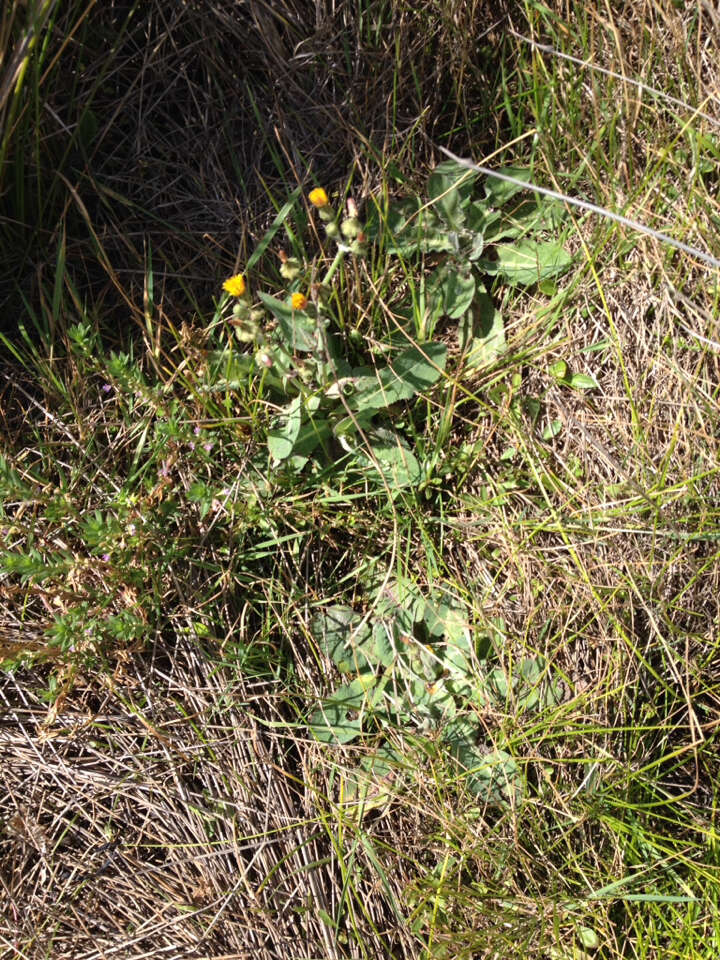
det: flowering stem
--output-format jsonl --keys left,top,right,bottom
{"left": 322, "top": 248, "right": 347, "bottom": 287}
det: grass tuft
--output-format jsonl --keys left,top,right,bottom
{"left": 1, "top": 1, "right": 720, "bottom": 958}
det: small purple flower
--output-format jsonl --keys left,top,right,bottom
{"left": 127, "top": 522, "right": 136, "bottom": 536}
{"left": 101, "top": 383, "right": 112, "bottom": 394}
{"left": 188, "top": 441, "right": 195, "bottom": 451}
{"left": 101, "top": 553, "right": 110, "bottom": 562}
{"left": 159, "top": 459, "right": 172, "bottom": 479}
{"left": 203, "top": 441, "right": 214, "bottom": 453}
{"left": 193, "top": 425, "right": 202, "bottom": 436}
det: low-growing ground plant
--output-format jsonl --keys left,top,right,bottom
{"left": 0, "top": 157, "right": 571, "bottom": 682}
{"left": 308, "top": 579, "right": 562, "bottom": 813}
{"left": 2, "top": 2, "right": 720, "bottom": 959}
{"left": 213, "top": 158, "right": 572, "bottom": 493}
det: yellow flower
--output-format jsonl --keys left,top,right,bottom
{"left": 308, "top": 187, "right": 329, "bottom": 208}
{"left": 291, "top": 292, "right": 308, "bottom": 311}
{"left": 222, "top": 274, "right": 246, "bottom": 297}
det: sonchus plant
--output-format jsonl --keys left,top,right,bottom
{"left": 220, "top": 187, "right": 448, "bottom": 491}
{"left": 217, "top": 159, "right": 570, "bottom": 491}
{"left": 308, "top": 578, "right": 563, "bottom": 815}
{"left": 375, "top": 158, "right": 571, "bottom": 364}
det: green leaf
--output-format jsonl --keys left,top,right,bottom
{"left": 440, "top": 269, "right": 476, "bottom": 319}
{"left": 312, "top": 604, "right": 399, "bottom": 678}
{"left": 465, "top": 293, "right": 505, "bottom": 368}
{"left": 482, "top": 240, "right": 572, "bottom": 286}
{"left": 484, "top": 166, "right": 531, "bottom": 207}
{"left": 362, "top": 428, "right": 421, "bottom": 488}
{"left": 428, "top": 158, "right": 478, "bottom": 203}
{"left": 287, "top": 415, "right": 332, "bottom": 468}
{"left": 312, "top": 606, "right": 370, "bottom": 673}
{"left": 349, "top": 343, "right": 447, "bottom": 412}
{"left": 483, "top": 657, "right": 563, "bottom": 712}
{"left": 267, "top": 396, "right": 302, "bottom": 462}
{"left": 542, "top": 419, "right": 563, "bottom": 440}
{"left": 309, "top": 677, "right": 375, "bottom": 744}
{"left": 385, "top": 199, "right": 453, "bottom": 256}
{"left": 422, "top": 593, "right": 467, "bottom": 642}
{"left": 578, "top": 927, "right": 600, "bottom": 950}
{"left": 428, "top": 159, "right": 477, "bottom": 231}
{"left": 465, "top": 201, "right": 502, "bottom": 240}
{"left": 444, "top": 718, "right": 523, "bottom": 804}
{"left": 568, "top": 373, "right": 598, "bottom": 391}
{"left": 259, "top": 292, "right": 318, "bottom": 352}
{"left": 549, "top": 360, "right": 569, "bottom": 381}
{"left": 374, "top": 575, "right": 425, "bottom": 628}
{"left": 370, "top": 620, "right": 399, "bottom": 668}
{"left": 484, "top": 197, "right": 566, "bottom": 243}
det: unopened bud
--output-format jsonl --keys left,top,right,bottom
{"left": 280, "top": 256, "right": 301, "bottom": 281}
{"left": 324, "top": 220, "right": 339, "bottom": 239}
{"left": 341, "top": 217, "right": 362, "bottom": 240}
{"left": 233, "top": 319, "right": 260, "bottom": 343}
{"left": 296, "top": 361, "right": 314, "bottom": 384}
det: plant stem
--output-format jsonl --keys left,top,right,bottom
{"left": 322, "top": 247, "right": 347, "bottom": 287}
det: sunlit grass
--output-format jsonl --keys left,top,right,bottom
{"left": 1, "top": 1, "right": 719, "bottom": 958}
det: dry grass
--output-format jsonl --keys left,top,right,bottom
{"left": 0, "top": 0, "right": 505, "bottom": 333}
{"left": 2, "top": 0, "right": 720, "bottom": 958}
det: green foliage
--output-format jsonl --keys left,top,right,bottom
{"left": 4, "top": 3, "right": 720, "bottom": 957}
{"left": 213, "top": 158, "right": 569, "bottom": 494}
{"left": 308, "top": 583, "right": 562, "bottom": 809}
{"left": 377, "top": 158, "right": 571, "bottom": 368}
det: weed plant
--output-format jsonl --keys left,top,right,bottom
{"left": 1, "top": 2, "right": 720, "bottom": 959}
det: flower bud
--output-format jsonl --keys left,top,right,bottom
{"left": 233, "top": 320, "right": 260, "bottom": 344}
{"left": 256, "top": 350, "right": 273, "bottom": 368}
{"left": 280, "top": 256, "right": 301, "bottom": 281}
{"left": 296, "top": 361, "right": 315, "bottom": 384}
{"left": 341, "top": 217, "right": 362, "bottom": 239}
{"left": 323, "top": 220, "right": 339, "bottom": 239}
{"left": 318, "top": 205, "right": 335, "bottom": 223}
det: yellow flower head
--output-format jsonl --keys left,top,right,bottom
{"left": 309, "top": 187, "right": 329, "bottom": 208}
{"left": 291, "top": 292, "right": 308, "bottom": 311}
{"left": 222, "top": 274, "right": 246, "bottom": 297}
